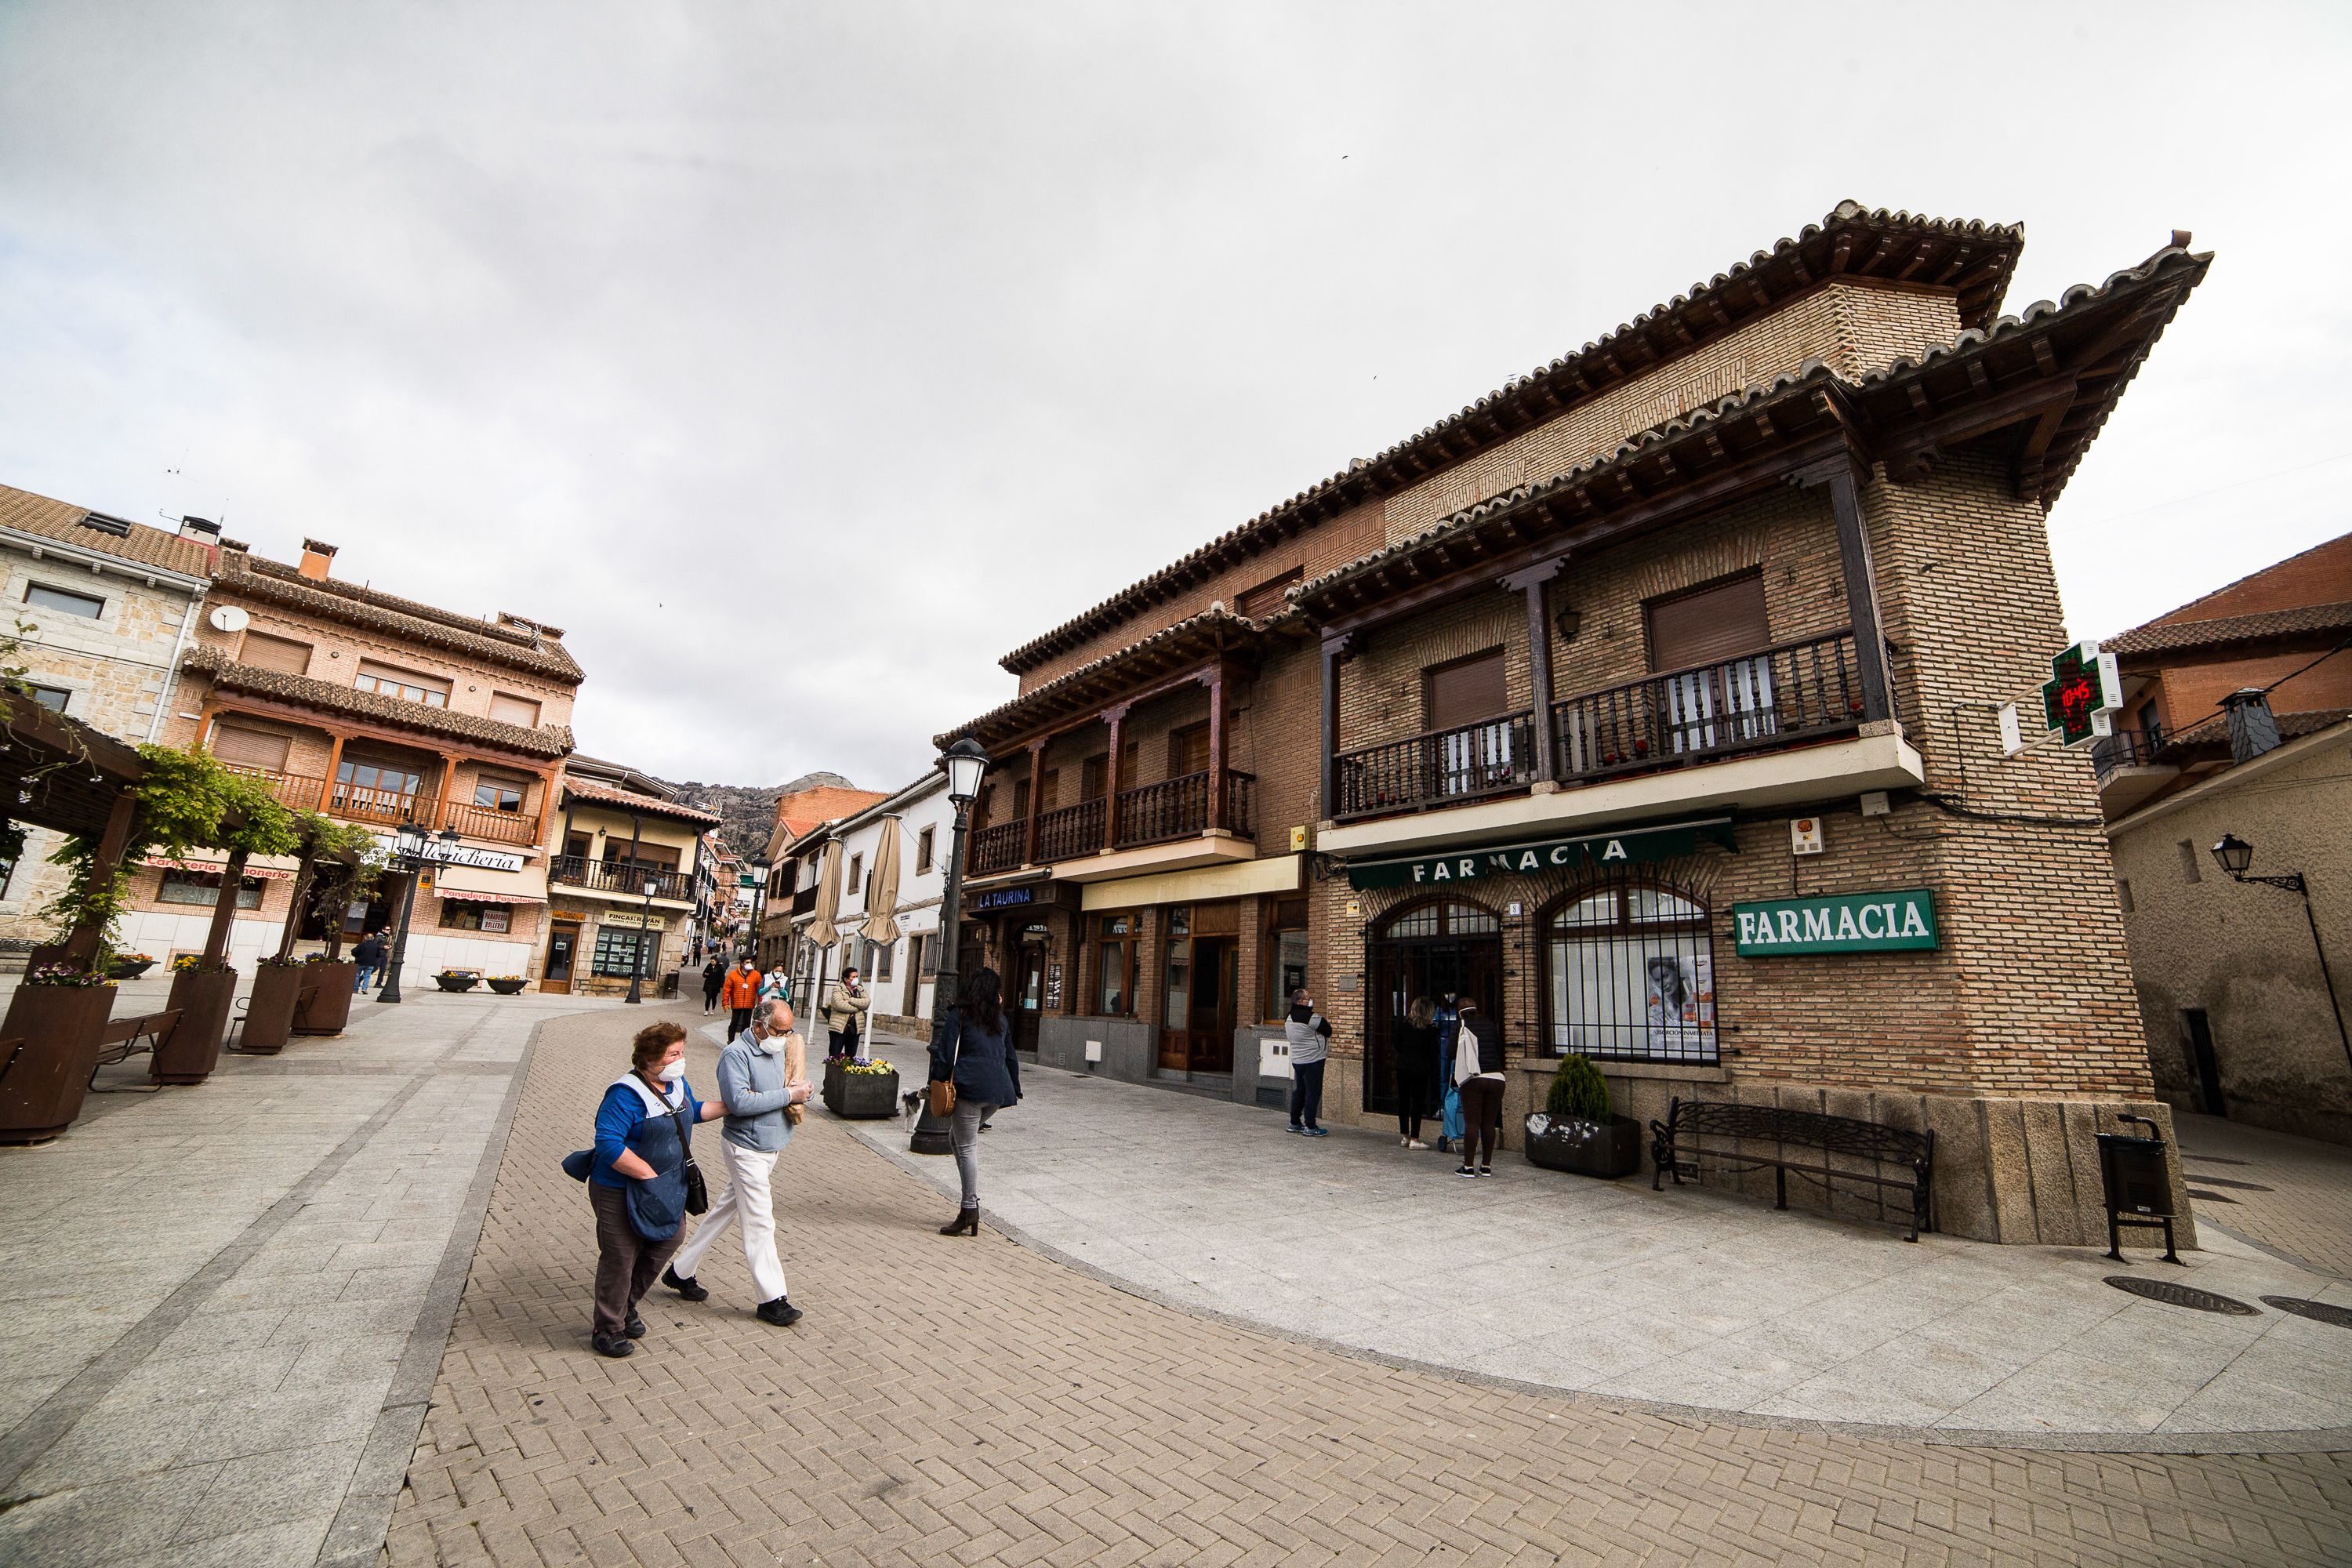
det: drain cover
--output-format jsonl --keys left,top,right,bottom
{"left": 2104, "top": 1276, "right": 2259, "bottom": 1315}
{"left": 2260, "top": 1296, "right": 2352, "bottom": 1330}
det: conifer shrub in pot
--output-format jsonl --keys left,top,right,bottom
{"left": 1523, "top": 1054, "right": 1642, "bottom": 1178}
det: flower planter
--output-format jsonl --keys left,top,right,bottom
{"left": 434, "top": 973, "right": 480, "bottom": 993}
{"left": 1523, "top": 1112, "right": 1643, "bottom": 1179}
{"left": 487, "top": 978, "right": 527, "bottom": 996}
{"left": 0, "top": 982, "right": 117, "bottom": 1143}
{"left": 241, "top": 964, "right": 303, "bottom": 1055}
{"left": 823, "top": 1058, "right": 901, "bottom": 1120}
{"left": 158, "top": 967, "right": 238, "bottom": 1085}
{"left": 293, "top": 961, "right": 358, "bottom": 1036}
{"left": 107, "top": 958, "right": 156, "bottom": 981}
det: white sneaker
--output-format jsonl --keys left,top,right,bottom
{"left": 1406, "top": 1139, "right": 1428, "bottom": 1150}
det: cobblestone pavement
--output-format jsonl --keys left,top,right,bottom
{"left": 385, "top": 1007, "right": 2352, "bottom": 1566}
{"left": 2175, "top": 1112, "right": 2352, "bottom": 1280}
{"left": 0, "top": 984, "right": 618, "bottom": 1568}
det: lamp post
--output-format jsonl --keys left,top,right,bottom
{"left": 378, "top": 823, "right": 461, "bottom": 1006}
{"left": 2210, "top": 833, "right": 2352, "bottom": 1076}
{"left": 626, "top": 876, "right": 659, "bottom": 1004}
{"left": 912, "top": 739, "right": 991, "bottom": 1157}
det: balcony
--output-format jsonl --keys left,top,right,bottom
{"left": 1036, "top": 798, "right": 1105, "bottom": 862}
{"left": 442, "top": 799, "right": 543, "bottom": 847}
{"left": 1336, "top": 716, "right": 1536, "bottom": 819}
{"left": 2091, "top": 726, "right": 2180, "bottom": 816}
{"left": 969, "top": 821, "right": 1026, "bottom": 876}
{"left": 550, "top": 854, "right": 695, "bottom": 903}
{"left": 1115, "top": 769, "right": 1254, "bottom": 848}
{"left": 331, "top": 780, "right": 424, "bottom": 828}
{"left": 964, "top": 771, "right": 1261, "bottom": 880}
{"left": 219, "top": 762, "right": 326, "bottom": 814}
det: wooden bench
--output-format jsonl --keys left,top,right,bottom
{"left": 1650, "top": 1096, "right": 1935, "bottom": 1241}
{"left": 89, "top": 1009, "right": 181, "bottom": 1093}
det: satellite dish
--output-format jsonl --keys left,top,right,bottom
{"left": 209, "top": 605, "right": 250, "bottom": 633}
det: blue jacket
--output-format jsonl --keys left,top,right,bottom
{"left": 929, "top": 1010, "right": 1021, "bottom": 1108}
{"left": 589, "top": 1073, "right": 703, "bottom": 1189}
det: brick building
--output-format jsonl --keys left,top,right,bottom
{"left": 543, "top": 756, "right": 720, "bottom": 996}
{"left": 2096, "top": 531, "right": 2352, "bottom": 1144}
{"left": 937, "top": 202, "right": 2212, "bottom": 1244}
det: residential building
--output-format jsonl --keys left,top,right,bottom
{"left": 936, "top": 201, "right": 2212, "bottom": 1245}
{"left": 0, "top": 483, "right": 214, "bottom": 946}
{"left": 544, "top": 754, "right": 720, "bottom": 995}
{"left": 135, "top": 534, "right": 579, "bottom": 975}
{"left": 756, "top": 781, "right": 888, "bottom": 971}
{"left": 2098, "top": 532, "right": 2352, "bottom": 1144}
{"left": 773, "top": 771, "right": 953, "bottom": 1037}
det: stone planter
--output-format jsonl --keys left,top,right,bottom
{"left": 159, "top": 967, "right": 238, "bottom": 1085}
{"left": 0, "top": 982, "right": 117, "bottom": 1143}
{"left": 823, "top": 1058, "right": 901, "bottom": 1119}
{"left": 294, "top": 961, "right": 358, "bottom": 1036}
{"left": 434, "top": 972, "right": 480, "bottom": 993}
{"left": 1523, "top": 1112, "right": 1643, "bottom": 1179}
{"left": 241, "top": 964, "right": 303, "bottom": 1055}
{"left": 487, "top": 978, "right": 528, "bottom": 996}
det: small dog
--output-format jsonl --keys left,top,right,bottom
{"left": 900, "top": 1087, "right": 927, "bottom": 1121}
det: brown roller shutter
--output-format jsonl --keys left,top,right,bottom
{"left": 1425, "top": 649, "right": 1508, "bottom": 731}
{"left": 211, "top": 725, "right": 291, "bottom": 771}
{"left": 1648, "top": 574, "right": 1769, "bottom": 672}
{"left": 239, "top": 631, "right": 313, "bottom": 675}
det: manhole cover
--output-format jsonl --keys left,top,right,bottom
{"left": 2261, "top": 1296, "right": 2352, "bottom": 1330}
{"left": 2104, "top": 1276, "right": 2259, "bottom": 1315}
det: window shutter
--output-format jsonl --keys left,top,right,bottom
{"left": 1647, "top": 574, "right": 1769, "bottom": 673}
{"left": 488, "top": 691, "right": 541, "bottom": 727}
{"left": 239, "top": 632, "right": 313, "bottom": 675}
{"left": 1425, "top": 651, "right": 1508, "bottom": 731}
{"left": 211, "top": 725, "right": 291, "bottom": 771}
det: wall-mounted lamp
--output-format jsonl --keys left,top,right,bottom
{"left": 1554, "top": 607, "right": 1584, "bottom": 644}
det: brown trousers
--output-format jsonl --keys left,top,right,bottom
{"left": 590, "top": 1181, "right": 683, "bottom": 1337}
{"left": 1458, "top": 1076, "right": 1504, "bottom": 1167}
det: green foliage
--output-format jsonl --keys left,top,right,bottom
{"left": 1545, "top": 1053, "right": 1613, "bottom": 1124}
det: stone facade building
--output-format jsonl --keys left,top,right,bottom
{"left": 938, "top": 202, "right": 2213, "bottom": 1244}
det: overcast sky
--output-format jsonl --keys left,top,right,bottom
{"left": 5, "top": 3, "right": 2347, "bottom": 791}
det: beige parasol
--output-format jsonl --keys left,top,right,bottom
{"left": 806, "top": 840, "right": 844, "bottom": 950}
{"left": 858, "top": 818, "right": 905, "bottom": 1054}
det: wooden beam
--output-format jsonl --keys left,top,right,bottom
{"left": 61, "top": 789, "right": 139, "bottom": 967}
{"left": 200, "top": 848, "right": 251, "bottom": 968}
{"left": 1796, "top": 461, "right": 1893, "bottom": 724}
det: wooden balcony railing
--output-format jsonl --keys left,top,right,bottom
{"left": 1036, "top": 798, "right": 1105, "bottom": 862}
{"left": 550, "top": 854, "right": 695, "bottom": 902}
{"left": 1114, "top": 769, "right": 1256, "bottom": 848}
{"left": 1552, "top": 630, "right": 1864, "bottom": 785}
{"left": 442, "top": 800, "right": 542, "bottom": 847}
{"left": 330, "top": 782, "right": 423, "bottom": 827}
{"left": 967, "top": 821, "right": 1026, "bottom": 876}
{"left": 218, "top": 763, "right": 325, "bottom": 814}
{"left": 1334, "top": 713, "right": 1537, "bottom": 820}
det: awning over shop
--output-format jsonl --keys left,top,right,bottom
{"left": 433, "top": 861, "right": 550, "bottom": 903}
{"left": 1343, "top": 816, "right": 1737, "bottom": 891}
{"left": 430, "top": 888, "right": 543, "bottom": 906}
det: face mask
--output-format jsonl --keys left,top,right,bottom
{"left": 660, "top": 1062, "right": 686, "bottom": 1082}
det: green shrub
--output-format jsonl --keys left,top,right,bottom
{"left": 1545, "top": 1054, "right": 1612, "bottom": 1123}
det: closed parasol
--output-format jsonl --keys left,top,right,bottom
{"left": 858, "top": 818, "right": 905, "bottom": 1053}
{"left": 806, "top": 840, "right": 844, "bottom": 950}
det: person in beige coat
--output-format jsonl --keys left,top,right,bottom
{"left": 823, "top": 967, "right": 870, "bottom": 1058}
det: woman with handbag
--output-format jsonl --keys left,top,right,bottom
{"left": 1452, "top": 997, "right": 1506, "bottom": 1178}
{"left": 927, "top": 966, "right": 1021, "bottom": 1236}
{"left": 583, "top": 1020, "right": 724, "bottom": 1358}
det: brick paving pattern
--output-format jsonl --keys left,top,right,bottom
{"left": 387, "top": 1006, "right": 2352, "bottom": 1566}
{"left": 2176, "top": 1112, "right": 2352, "bottom": 1280}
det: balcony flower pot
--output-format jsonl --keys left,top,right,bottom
{"left": 293, "top": 960, "right": 358, "bottom": 1036}
{"left": 487, "top": 977, "right": 528, "bottom": 996}
{"left": 0, "top": 980, "right": 117, "bottom": 1143}
{"left": 823, "top": 1058, "right": 901, "bottom": 1120}
{"left": 1522, "top": 1112, "right": 1642, "bottom": 1179}
{"left": 241, "top": 962, "right": 303, "bottom": 1055}
{"left": 434, "top": 971, "right": 481, "bottom": 993}
{"left": 159, "top": 965, "right": 238, "bottom": 1084}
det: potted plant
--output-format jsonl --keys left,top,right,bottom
{"left": 0, "top": 963, "right": 118, "bottom": 1144}
{"left": 291, "top": 816, "right": 382, "bottom": 1036}
{"left": 823, "top": 1055, "right": 901, "bottom": 1119}
{"left": 434, "top": 969, "right": 481, "bottom": 993}
{"left": 107, "top": 952, "right": 156, "bottom": 981}
{"left": 241, "top": 955, "right": 304, "bottom": 1055}
{"left": 485, "top": 975, "right": 528, "bottom": 995}
{"left": 294, "top": 951, "right": 359, "bottom": 1035}
{"left": 158, "top": 953, "right": 239, "bottom": 1083}
{"left": 1523, "top": 1054, "right": 1642, "bottom": 1178}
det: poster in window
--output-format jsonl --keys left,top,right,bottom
{"left": 1645, "top": 949, "right": 1715, "bottom": 1057}
{"left": 481, "top": 906, "right": 510, "bottom": 934}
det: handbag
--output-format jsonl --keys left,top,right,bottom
{"left": 928, "top": 1014, "right": 962, "bottom": 1119}
{"left": 668, "top": 1098, "right": 709, "bottom": 1217}
{"left": 1453, "top": 1029, "right": 1483, "bottom": 1087}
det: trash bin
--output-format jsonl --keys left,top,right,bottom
{"left": 2096, "top": 1113, "right": 2180, "bottom": 1264}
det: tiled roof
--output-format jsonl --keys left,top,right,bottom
{"left": 998, "top": 201, "right": 2025, "bottom": 676}
{"left": 0, "top": 481, "right": 216, "bottom": 577}
{"left": 2161, "top": 706, "right": 2350, "bottom": 751}
{"left": 183, "top": 643, "right": 574, "bottom": 759}
{"left": 2107, "top": 602, "right": 2352, "bottom": 659}
{"left": 214, "top": 554, "right": 584, "bottom": 682}
{"left": 936, "top": 605, "right": 1283, "bottom": 750}
{"left": 561, "top": 774, "right": 724, "bottom": 826}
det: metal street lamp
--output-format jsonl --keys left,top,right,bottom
{"left": 378, "top": 823, "right": 461, "bottom": 1006}
{"left": 913, "top": 739, "right": 991, "bottom": 1157}
{"left": 2209, "top": 833, "right": 2352, "bottom": 1076}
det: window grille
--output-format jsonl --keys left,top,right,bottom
{"left": 1544, "top": 875, "right": 1718, "bottom": 1064}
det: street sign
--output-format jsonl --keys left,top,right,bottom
{"left": 2042, "top": 641, "right": 2121, "bottom": 749}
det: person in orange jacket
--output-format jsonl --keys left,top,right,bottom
{"left": 720, "top": 957, "right": 763, "bottom": 1040}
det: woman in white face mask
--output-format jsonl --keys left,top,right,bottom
{"left": 582, "top": 1021, "right": 724, "bottom": 1358}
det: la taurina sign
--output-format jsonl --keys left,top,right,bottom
{"left": 1733, "top": 889, "right": 1938, "bottom": 955}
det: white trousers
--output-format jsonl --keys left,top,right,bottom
{"left": 672, "top": 1140, "right": 786, "bottom": 1303}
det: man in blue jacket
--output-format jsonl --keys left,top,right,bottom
{"left": 662, "top": 1000, "right": 812, "bottom": 1325}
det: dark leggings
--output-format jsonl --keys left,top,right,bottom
{"left": 1396, "top": 1072, "right": 1429, "bottom": 1138}
{"left": 1457, "top": 1076, "right": 1504, "bottom": 1166}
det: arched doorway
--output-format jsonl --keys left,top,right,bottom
{"left": 1365, "top": 897, "right": 1504, "bottom": 1116}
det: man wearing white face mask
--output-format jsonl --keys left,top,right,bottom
{"left": 662, "top": 999, "right": 812, "bottom": 1325}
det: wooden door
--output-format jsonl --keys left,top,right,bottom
{"left": 541, "top": 921, "right": 580, "bottom": 994}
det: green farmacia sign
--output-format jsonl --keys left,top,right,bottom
{"left": 1345, "top": 818, "right": 1738, "bottom": 891}
{"left": 1733, "top": 889, "right": 1938, "bottom": 955}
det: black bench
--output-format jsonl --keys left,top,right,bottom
{"left": 1650, "top": 1096, "right": 1935, "bottom": 1241}
{"left": 89, "top": 1009, "right": 181, "bottom": 1093}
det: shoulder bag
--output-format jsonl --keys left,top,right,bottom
{"left": 929, "top": 1014, "right": 962, "bottom": 1119}
{"left": 668, "top": 1096, "right": 710, "bottom": 1216}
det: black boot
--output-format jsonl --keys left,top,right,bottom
{"left": 590, "top": 1330, "right": 633, "bottom": 1358}
{"left": 661, "top": 1266, "right": 707, "bottom": 1301}
{"left": 939, "top": 1207, "right": 978, "bottom": 1236}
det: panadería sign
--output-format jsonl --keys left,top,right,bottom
{"left": 1733, "top": 888, "right": 1938, "bottom": 954}
{"left": 1345, "top": 817, "right": 1738, "bottom": 891}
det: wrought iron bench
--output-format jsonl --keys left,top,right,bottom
{"left": 89, "top": 1009, "right": 182, "bottom": 1093}
{"left": 1650, "top": 1096, "right": 1935, "bottom": 1241}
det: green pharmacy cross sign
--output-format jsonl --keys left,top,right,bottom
{"left": 2042, "top": 640, "right": 2122, "bottom": 749}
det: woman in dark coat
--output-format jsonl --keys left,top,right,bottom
{"left": 927, "top": 967, "right": 1021, "bottom": 1235}
{"left": 1392, "top": 995, "right": 1439, "bottom": 1149}
{"left": 700, "top": 957, "right": 725, "bottom": 1015}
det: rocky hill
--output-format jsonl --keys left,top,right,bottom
{"left": 662, "top": 771, "right": 857, "bottom": 858}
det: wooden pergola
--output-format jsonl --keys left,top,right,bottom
{"left": 1, "top": 702, "right": 150, "bottom": 967}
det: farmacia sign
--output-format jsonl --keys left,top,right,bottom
{"left": 1733, "top": 889, "right": 1937, "bottom": 954}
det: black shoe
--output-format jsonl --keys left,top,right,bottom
{"left": 939, "top": 1207, "right": 978, "bottom": 1236}
{"left": 756, "top": 1296, "right": 804, "bottom": 1327}
{"left": 662, "top": 1266, "right": 708, "bottom": 1301}
{"left": 1478, "top": 1165, "right": 1493, "bottom": 1177}
{"left": 623, "top": 1312, "right": 647, "bottom": 1338}
{"left": 591, "top": 1331, "right": 634, "bottom": 1358}
{"left": 1457, "top": 1165, "right": 1478, "bottom": 1178}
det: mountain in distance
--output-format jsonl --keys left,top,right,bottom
{"left": 662, "top": 771, "right": 858, "bottom": 858}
